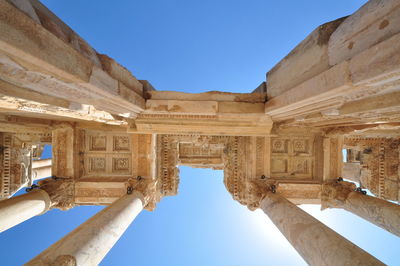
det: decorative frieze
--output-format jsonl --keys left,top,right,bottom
{"left": 82, "top": 131, "right": 133, "bottom": 177}
{"left": 0, "top": 132, "right": 33, "bottom": 199}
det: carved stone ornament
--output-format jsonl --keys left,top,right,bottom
{"left": 126, "top": 177, "right": 160, "bottom": 211}
{"left": 344, "top": 137, "right": 400, "bottom": 201}
{"left": 244, "top": 179, "right": 278, "bottom": 210}
{"left": 321, "top": 180, "right": 356, "bottom": 210}
{"left": 38, "top": 178, "right": 75, "bottom": 210}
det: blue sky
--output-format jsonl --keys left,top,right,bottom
{"left": 1, "top": 0, "right": 399, "bottom": 265}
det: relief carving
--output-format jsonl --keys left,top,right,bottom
{"left": 126, "top": 177, "right": 160, "bottom": 211}
{"left": 83, "top": 131, "right": 133, "bottom": 177}
{"left": 321, "top": 180, "right": 356, "bottom": 210}
{"left": 39, "top": 178, "right": 75, "bottom": 210}
{"left": 113, "top": 136, "right": 130, "bottom": 151}
{"left": 89, "top": 157, "right": 106, "bottom": 172}
{"left": 1, "top": 133, "right": 33, "bottom": 199}
{"left": 112, "top": 158, "right": 130, "bottom": 172}
{"left": 344, "top": 136, "right": 400, "bottom": 201}
{"left": 90, "top": 136, "right": 107, "bottom": 151}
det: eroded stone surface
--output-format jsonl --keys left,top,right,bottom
{"left": 0, "top": 0, "right": 398, "bottom": 265}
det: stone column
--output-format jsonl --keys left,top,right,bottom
{"left": 322, "top": 181, "right": 400, "bottom": 237}
{"left": 26, "top": 191, "right": 145, "bottom": 266}
{"left": 0, "top": 189, "right": 51, "bottom": 233}
{"left": 261, "top": 191, "right": 384, "bottom": 266}
{"left": 32, "top": 159, "right": 52, "bottom": 181}
{"left": 342, "top": 162, "right": 361, "bottom": 183}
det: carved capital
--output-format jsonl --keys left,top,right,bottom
{"left": 126, "top": 177, "right": 161, "bottom": 211}
{"left": 321, "top": 181, "right": 356, "bottom": 210}
{"left": 244, "top": 180, "right": 277, "bottom": 211}
{"left": 38, "top": 178, "right": 75, "bottom": 210}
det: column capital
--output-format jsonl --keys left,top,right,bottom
{"left": 38, "top": 178, "right": 75, "bottom": 210}
{"left": 126, "top": 177, "right": 161, "bottom": 211}
{"left": 242, "top": 180, "right": 277, "bottom": 211}
{"left": 321, "top": 180, "right": 356, "bottom": 210}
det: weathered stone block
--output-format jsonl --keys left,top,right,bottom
{"left": 349, "top": 32, "right": 400, "bottom": 85}
{"left": 265, "top": 61, "right": 351, "bottom": 114}
{"left": 0, "top": 0, "right": 93, "bottom": 82}
{"left": 329, "top": 0, "right": 400, "bottom": 65}
{"left": 7, "top": 0, "right": 40, "bottom": 24}
{"left": 98, "top": 54, "right": 143, "bottom": 95}
{"left": 266, "top": 17, "right": 346, "bottom": 98}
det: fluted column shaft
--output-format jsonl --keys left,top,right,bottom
{"left": 260, "top": 191, "right": 384, "bottom": 266}
{"left": 26, "top": 191, "right": 144, "bottom": 266}
{"left": 0, "top": 189, "right": 51, "bottom": 232}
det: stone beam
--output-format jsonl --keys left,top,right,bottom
{"left": 266, "top": 17, "right": 346, "bottom": 99}
{"left": 131, "top": 97, "right": 272, "bottom": 136}
{"left": 0, "top": 90, "right": 126, "bottom": 126}
{"left": 74, "top": 181, "right": 126, "bottom": 206}
{"left": 0, "top": 0, "right": 145, "bottom": 121}
{"left": 265, "top": 1, "right": 400, "bottom": 128}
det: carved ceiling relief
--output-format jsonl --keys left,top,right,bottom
{"left": 343, "top": 136, "right": 400, "bottom": 201}
{"left": 0, "top": 132, "right": 33, "bottom": 199}
{"left": 222, "top": 137, "right": 274, "bottom": 209}
{"left": 178, "top": 142, "right": 224, "bottom": 169}
{"left": 0, "top": 123, "right": 327, "bottom": 209}
{"left": 43, "top": 125, "right": 159, "bottom": 209}
{"left": 270, "top": 137, "right": 314, "bottom": 180}
{"left": 82, "top": 131, "right": 133, "bottom": 178}
{"left": 222, "top": 134, "right": 321, "bottom": 210}
{"left": 155, "top": 134, "right": 239, "bottom": 197}
{"left": 52, "top": 126, "right": 74, "bottom": 179}
{"left": 69, "top": 129, "right": 159, "bottom": 209}
{"left": 153, "top": 132, "right": 322, "bottom": 210}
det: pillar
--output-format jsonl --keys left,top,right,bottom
{"left": 261, "top": 191, "right": 384, "bottom": 266}
{"left": 32, "top": 159, "right": 52, "bottom": 181}
{"left": 322, "top": 181, "right": 400, "bottom": 237}
{"left": 27, "top": 191, "right": 144, "bottom": 266}
{"left": 342, "top": 162, "right": 361, "bottom": 183}
{"left": 0, "top": 189, "right": 51, "bottom": 233}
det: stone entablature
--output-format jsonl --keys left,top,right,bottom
{"left": 222, "top": 132, "right": 325, "bottom": 210}
{"left": 130, "top": 91, "right": 272, "bottom": 136}
{"left": 0, "top": 132, "right": 36, "bottom": 199}
{"left": 0, "top": 1, "right": 400, "bottom": 264}
{"left": 343, "top": 136, "right": 400, "bottom": 201}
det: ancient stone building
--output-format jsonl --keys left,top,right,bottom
{"left": 0, "top": 0, "right": 399, "bottom": 265}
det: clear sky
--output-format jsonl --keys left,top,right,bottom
{"left": 1, "top": 0, "right": 399, "bottom": 265}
